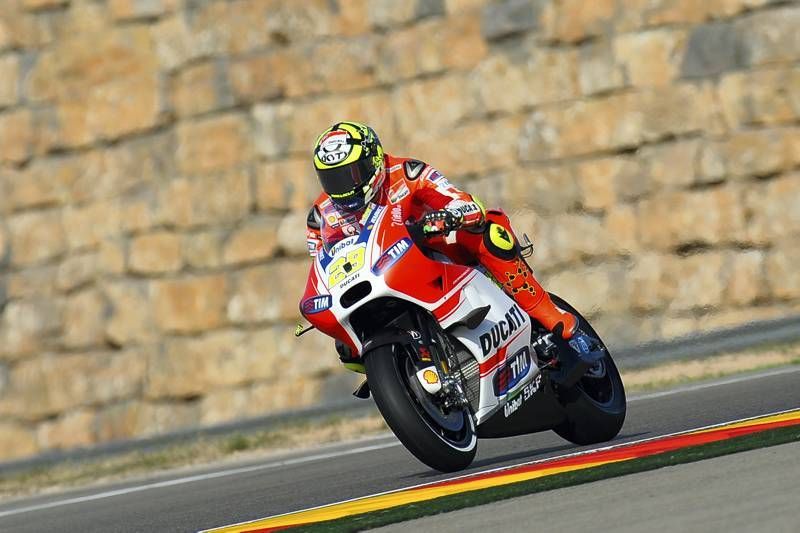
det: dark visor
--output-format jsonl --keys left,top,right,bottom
{"left": 317, "top": 158, "right": 375, "bottom": 199}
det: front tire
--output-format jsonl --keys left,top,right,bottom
{"left": 549, "top": 294, "right": 627, "bottom": 445}
{"left": 365, "top": 344, "right": 477, "bottom": 472}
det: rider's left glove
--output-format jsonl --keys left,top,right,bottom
{"left": 422, "top": 208, "right": 464, "bottom": 236}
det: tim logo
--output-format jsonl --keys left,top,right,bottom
{"left": 302, "top": 295, "right": 332, "bottom": 314}
{"left": 372, "top": 238, "right": 412, "bottom": 275}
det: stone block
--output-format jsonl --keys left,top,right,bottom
{"left": 707, "top": 130, "right": 790, "bottom": 180}
{"left": 278, "top": 210, "right": 314, "bottom": 257}
{"left": 0, "top": 352, "right": 141, "bottom": 421}
{"left": 158, "top": 171, "right": 252, "bottom": 228}
{"left": 147, "top": 329, "right": 282, "bottom": 400}
{"left": 153, "top": 274, "right": 228, "bottom": 333}
{"left": 519, "top": 86, "right": 710, "bottom": 161}
{"left": 718, "top": 68, "right": 798, "bottom": 128}
{"left": 548, "top": 213, "right": 614, "bottom": 264}
{"left": 93, "top": 401, "right": 144, "bottom": 442}
{"left": 680, "top": 22, "right": 746, "bottom": 79}
{"left": 375, "top": 19, "right": 444, "bottom": 83}
{"left": 0, "top": 298, "right": 62, "bottom": 360}
{"left": 176, "top": 114, "right": 252, "bottom": 175}
{"left": 151, "top": 14, "right": 212, "bottom": 71}
{"left": 36, "top": 408, "right": 95, "bottom": 450}
{"left": 129, "top": 231, "right": 183, "bottom": 274}
{"left": 738, "top": 7, "right": 800, "bottom": 67}
{"left": 573, "top": 157, "right": 634, "bottom": 211}
{"left": 723, "top": 250, "right": 766, "bottom": 306}
{"left": 408, "top": 115, "right": 522, "bottom": 177}
{"left": 628, "top": 253, "right": 676, "bottom": 312}
{"left": 0, "top": 108, "right": 34, "bottom": 164}
{"left": 439, "top": 11, "right": 489, "bottom": 70}
{"left": 252, "top": 102, "right": 294, "bottom": 160}
{"left": 745, "top": 173, "right": 800, "bottom": 243}
{"left": 578, "top": 41, "right": 626, "bottom": 96}
{"left": 604, "top": 204, "right": 639, "bottom": 255}
{"left": 63, "top": 200, "right": 122, "bottom": 250}
{"left": 103, "top": 281, "right": 156, "bottom": 345}
{"left": 229, "top": 53, "right": 283, "bottom": 104}
{"left": 256, "top": 158, "right": 318, "bottom": 212}
{"left": 668, "top": 252, "right": 726, "bottom": 311}
{"left": 549, "top": 0, "right": 615, "bottom": 43}
{"left": 63, "top": 288, "right": 108, "bottom": 349}
{"left": 614, "top": 29, "right": 687, "bottom": 87}
{"left": 470, "top": 48, "right": 579, "bottom": 114}
{"left": 56, "top": 253, "right": 98, "bottom": 292}
{"left": 638, "top": 187, "right": 746, "bottom": 249}
{"left": 134, "top": 401, "right": 201, "bottom": 437}
{"left": 6, "top": 266, "right": 57, "bottom": 299}
{"left": 0, "top": 421, "right": 38, "bottom": 461}
{"left": 172, "top": 60, "right": 231, "bottom": 118}
{"left": 222, "top": 216, "right": 281, "bottom": 266}
{"left": 639, "top": 139, "right": 701, "bottom": 189}
{"left": 227, "top": 259, "right": 308, "bottom": 324}
{"left": 546, "top": 263, "right": 617, "bottom": 316}
{"left": 99, "top": 238, "right": 126, "bottom": 275}
{"left": 312, "top": 36, "right": 379, "bottom": 94}
{"left": 0, "top": 53, "right": 19, "bottom": 107}
{"left": 503, "top": 165, "right": 579, "bottom": 214}
{"left": 8, "top": 209, "right": 66, "bottom": 266}
{"left": 481, "top": 0, "right": 543, "bottom": 40}
{"left": 766, "top": 239, "right": 800, "bottom": 300}
{"left": 394, "top": 75, "right": 474, "bottom": 139}
{"left": 182, "top": 230, "right": 224, "bottom": 270}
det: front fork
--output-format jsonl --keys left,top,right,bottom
{"left": 409, "top": 309, "right": 470, "bottom": 411}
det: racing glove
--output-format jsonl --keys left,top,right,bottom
{"left": 422, "top": 208, "right": 464, "bottom": 236}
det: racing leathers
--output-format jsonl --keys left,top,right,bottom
{"left": 305, "top": 154, "right": 578, "bottom": 340}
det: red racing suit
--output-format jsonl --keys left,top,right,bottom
{"left": 305, "top": 154, "right": 576, "bottom": 336}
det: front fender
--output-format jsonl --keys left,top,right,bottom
{"left": 361, "top": 328, "right": 416, "bottom": 357}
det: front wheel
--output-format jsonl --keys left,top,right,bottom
{"left": 549, "top": 294, "right": 627, "bottom": 445}
{"left": 365, "top": 344, "right": 477, "bottom": 472}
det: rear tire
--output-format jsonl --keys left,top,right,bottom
{"left": 549, "top": 294, "right": 626, "bottom": 445}
{"left": 365, "top": 344, "right": 477, "bottom": 472}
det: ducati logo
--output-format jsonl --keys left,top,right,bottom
{"left": 479, "top": 305, "right": 527, "bottom": 356}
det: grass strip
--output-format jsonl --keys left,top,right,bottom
{"left": 295, "top": 424, "right": 800, "bottom": 532}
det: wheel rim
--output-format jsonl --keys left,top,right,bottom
{"left": 400, "top": 354, "right": 475, "bottom": 449}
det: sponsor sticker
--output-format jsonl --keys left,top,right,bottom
{"left": 493, "top": 346, "right": 532, "bottom": 396}
{"left": 504, "top": 373, "right": 542, "bottom": 418}
{"left": 372, "top": 238, "right": 413, "bottom": 275}
{"left": 479, "top": 304, "right": 527, "bottom": 356}
{"left": 316, "top": 130, "right": 351, "bottom": 166}
{"left": 302, "top": 295, "right": 332, "bottom": 314}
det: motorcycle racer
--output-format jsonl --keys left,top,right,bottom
{"left": 306, "top": 121, "right": 594, "bottom": 367}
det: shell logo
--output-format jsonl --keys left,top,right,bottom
{"left": 422, "top": 369, "right": 439, "bottom": 385}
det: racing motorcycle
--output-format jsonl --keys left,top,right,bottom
{"left": 298, "top": 205, "right": 626, "bottom": 472}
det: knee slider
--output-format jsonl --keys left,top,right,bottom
{"left": 483, "top": 223, "right": 518, "bottom": 260}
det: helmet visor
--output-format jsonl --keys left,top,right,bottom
{"left": 317, "top": 158, "right": 376, "bottom": 210}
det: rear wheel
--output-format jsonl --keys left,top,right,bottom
{"left": 550, "top": 294, "right": 626, "bottom": 445}
{"left": 365, "top": 344, "right": 477, "bottom": 472}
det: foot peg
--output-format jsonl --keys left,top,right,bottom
{"left": 353, "top": 379, "right": 370, "bottom": 399}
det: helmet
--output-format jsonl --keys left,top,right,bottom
{"left": 313, "top": 121, "right": 385, "bottom": 212}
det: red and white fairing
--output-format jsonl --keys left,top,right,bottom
{"left": 300, "top": 204, "right": 540, "bottom": 423}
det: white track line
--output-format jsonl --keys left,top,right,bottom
{"left": 0, "top": 440, "right": 400, "bottom": 520}
{"left": 2, "top": 365, "right": 798, "bottom": 520}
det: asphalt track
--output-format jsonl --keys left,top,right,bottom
{"left": 1, "top": 366, "right": 798, "bottom": 533}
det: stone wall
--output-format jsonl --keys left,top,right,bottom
{"left": 0, "top": 0, "right": 798, "bottom": 461}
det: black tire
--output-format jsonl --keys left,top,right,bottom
{"left": 365, "top": 344, "right": 477, "bottom": 472}
{"left": 549, "top": 294, "right": 627, "bottom": 445}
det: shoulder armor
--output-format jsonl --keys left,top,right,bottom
{"left": 403, "top": 159, "right": 427, "bottom": 180}
{"left": 306, "top": 205, "right": 322, "bottom": 230}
